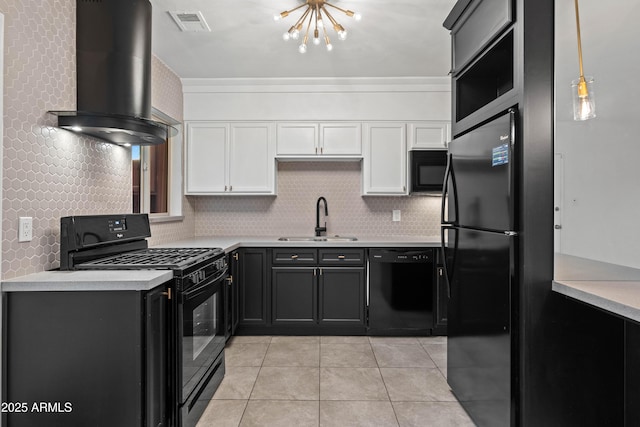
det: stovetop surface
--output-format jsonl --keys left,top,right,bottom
{"left": 75, "top": 247, "right": 224, "bottom": 270}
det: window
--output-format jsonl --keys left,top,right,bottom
{"left": 132, "top": 109, "right": 183, "bottom": 220}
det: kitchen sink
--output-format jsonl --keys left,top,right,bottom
{"left": 278, "top": 236, "right": 358, "bottom": 242}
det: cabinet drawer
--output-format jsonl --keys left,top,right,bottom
{"left": 318, "top": 249, "right": 365, "bottom": 266}
{"left": 272, "top": 249, "right": 318, "bottom": 265}
{"left": 451, "top": 0, "right": 513, "bottom": 73}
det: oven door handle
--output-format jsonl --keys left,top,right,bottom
{"left": 183, "top": 267, "right": 228, "bottom": 299}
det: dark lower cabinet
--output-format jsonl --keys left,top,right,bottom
{"left": 270, "top": 267, "right": 366, "bottom": 328}
{"left": 272, "top": 268, "right": 317, "bottom": 324}
{"left": 319, "top": 268, "right": 365, "bottom": 326}
{"left": 269, "top": 249, "right": 366, "bottom": 333}
{"left": 2, "top": 286, "right": 170, "bottom": 427}
{"left": 238, "top": 248, "right": 269, "bottom": 326}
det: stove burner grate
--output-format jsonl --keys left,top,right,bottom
{"left": 77, "top": 247, "right": 222, "bottom": 269}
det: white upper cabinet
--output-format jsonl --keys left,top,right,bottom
{"left": 362, "top": 123, "right": 407, "bottom": 196}
{"left": 408, "top": 121, "right": 451, "bottom": 150}
{"left": 276, "top": 122, "right": 361, "bottom": 158}
{"left": 319, "top": 123, "right": 362, "bottom": 156}
{"left": 185, "top": 122, "right": 276, "bottom": 195}
{"left": 185, "top": 122, "right": 227, "bottom": 194}
{"left": 229, "top": 123, "right": 276, "bottom": 194}
{"left": 276, "top": 123, "right": 318, "bottom": 156}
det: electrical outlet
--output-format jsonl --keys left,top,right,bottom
{"left": 18, "top": 217, "right": 33, "bottom": 242}
{"left": 392, "top": 210, "right": 401, "bottom": 222}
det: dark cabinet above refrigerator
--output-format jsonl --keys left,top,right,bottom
{"left": 444, "top": 0, "right": 518, "bottom": 137}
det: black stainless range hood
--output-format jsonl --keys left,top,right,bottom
{"left": 50, "top": 0, "right": 175, "bottom": 146}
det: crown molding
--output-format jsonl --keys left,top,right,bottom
{"left": 181, "top": 76, "right": 451, "bottom": 93}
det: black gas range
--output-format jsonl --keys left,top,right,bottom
{"left": 60, "top": 214, "right": 227, "bottom": 427}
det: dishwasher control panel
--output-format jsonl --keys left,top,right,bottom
{"left": 369, "top": 249, "right": 433, "bottom": 263}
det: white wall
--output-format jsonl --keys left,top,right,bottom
{"left": 555, "top": 1, "right": 640, "bottom": 267}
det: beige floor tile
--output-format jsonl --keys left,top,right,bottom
{"left": 229, "top": 336, "right": 273, "bottom": 344}
{"left": 224, "top": 343, "right": 269, "bottom": 367}
{"left": 271, "top": 335, "right": 320, "bottom": 344}
{"left": 422, "top": 343, "right": 448, "bottom": 370}
{"left": 213, "top": 367, "right": 260, "bottom": 400}
{"left": 320, "top": 343, "right": 377, "bottom": 368}
{"left": 262, "top": 342, "right": 320, "bottom": 367}
{"left": 369, "top": 337, "right": 420, "bottom": 345}
{"left": 381, "top": 368, "right": 457, "bottom": 402}
{"left": 320, "top": 401, "right": 399, "bottom": 427}
{"left": 320, "top": 336, "right": 370, "bottom": 344}
{"left": 196, "top": 400, "right": 247, "bottom": 427}
{"left": 393, "top": 401, "right": 476, "bottom": 427}
{"left": 417, "top": 336, "right": 447, "bottom": 346}
{"left": 240, "top": 400, "right": 319, "bottom": 427}
{"left": 372, "top": 343, "right": 436, "bottom": 368}
{"left": 250, "top": 367, "right": 320, "bottom": 400}
{"left": 320, "top": 367, "right": 389, "bottom": 401}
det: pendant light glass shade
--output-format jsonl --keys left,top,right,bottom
{"left": 571, "top": 76, "right": 596, "bottom": 121}
{"left": 572, "top": 0, "right": 595, "bottom": 121}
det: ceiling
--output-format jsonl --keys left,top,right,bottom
{"left": 149, "top": 0, "right": 455, "bottom": 79}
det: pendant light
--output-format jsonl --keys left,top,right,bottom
{"left": 572, "top": 0, "right": 596, "bottom": 121}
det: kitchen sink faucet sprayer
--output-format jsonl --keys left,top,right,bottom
{"left": 315, "top": 197, "right": 328, "bottom": 237}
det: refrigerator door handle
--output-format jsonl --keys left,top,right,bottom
{"left": 440, "top": 225, "right": 457, "bottom": 298}
{"left": 441, "top": 153, "right": 458, "bottom": 225}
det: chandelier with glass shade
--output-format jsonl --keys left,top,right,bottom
{"left": 274, "top": 0, "right": 361, "bottom": 53}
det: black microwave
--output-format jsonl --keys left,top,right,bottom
{"left": 410, "top": 150, "right": 447, "bottom": 194}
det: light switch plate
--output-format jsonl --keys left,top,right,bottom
{"left": 18, "top": 217, "right": 33, "bottom": 242}
{"left": 392, "top": 210, "right": 401, "bottom": 222}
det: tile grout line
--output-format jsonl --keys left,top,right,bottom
{"left": 238, "top": 336, "right": 273, "bottom": 426}
{"left": 369, "top": 338, "right": 403, "bottom": 427}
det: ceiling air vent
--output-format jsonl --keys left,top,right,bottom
{"left": 168, "top": 11, "right": 211, "bottom": 32}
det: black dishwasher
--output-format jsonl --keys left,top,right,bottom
{"left": 368, "top": 248, "right": 434, "bottom": 335}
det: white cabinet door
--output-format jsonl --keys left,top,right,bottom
{"left": 229, "top": 123, "right": 276, "bottom": 194}
{"left": 362, "top": 123, "right": 407, "bottom": 195}
{"left": 320, "top": 123, "right": 362, "bottom": 156}
{"left": 408, "top": 121, "right": 451, "bottom": 149}
{"left": 276, "top": 123, "right": 318, "bottom": 156}
{"left": 185, "top": 122, "right": 228, "bottom": 194}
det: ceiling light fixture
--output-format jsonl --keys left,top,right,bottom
{"left": 274, "top": 0, "right": 361, "bottom": 53}
{"left": 572, "top": 0, "right": 595, "bottom": 121}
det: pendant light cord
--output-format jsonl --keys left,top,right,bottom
{"left": 574, "top": 0, "right": 585, "bottom": 79}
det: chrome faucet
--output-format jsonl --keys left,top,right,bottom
{"left": 315, "top": 197, "right": 328, "bottom": 237}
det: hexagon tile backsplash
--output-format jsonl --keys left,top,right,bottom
{"left": 193, "top": 162, "right": 442, "bottom": 238}
{"left": 0, "top": 0, "right": 192, "bottom": 279}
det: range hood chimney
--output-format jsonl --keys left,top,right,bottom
{"left": 50, "top": 0, "right": 175, "bottom": 146}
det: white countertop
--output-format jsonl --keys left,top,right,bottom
{"left": 1, "top": 235, "right": 439, "bottom": 293}
{"left": 155, "top": 235, "right": 442, "bottom": 253}
{"left": 1, "top": 269, "right": 174, "bottom": 292}
{"left": 553, "top": 254, "right": 640, "bottom": 323}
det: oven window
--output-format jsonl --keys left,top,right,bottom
{"left": 182, "top": 282, "right": 226, "bottom": 400}
{"left": 192, "top": 293, "right": 216, "bottom": 360}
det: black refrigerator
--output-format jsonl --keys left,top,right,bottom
{"left": 441, "top": 109, "right": 517, "bottom": 427}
